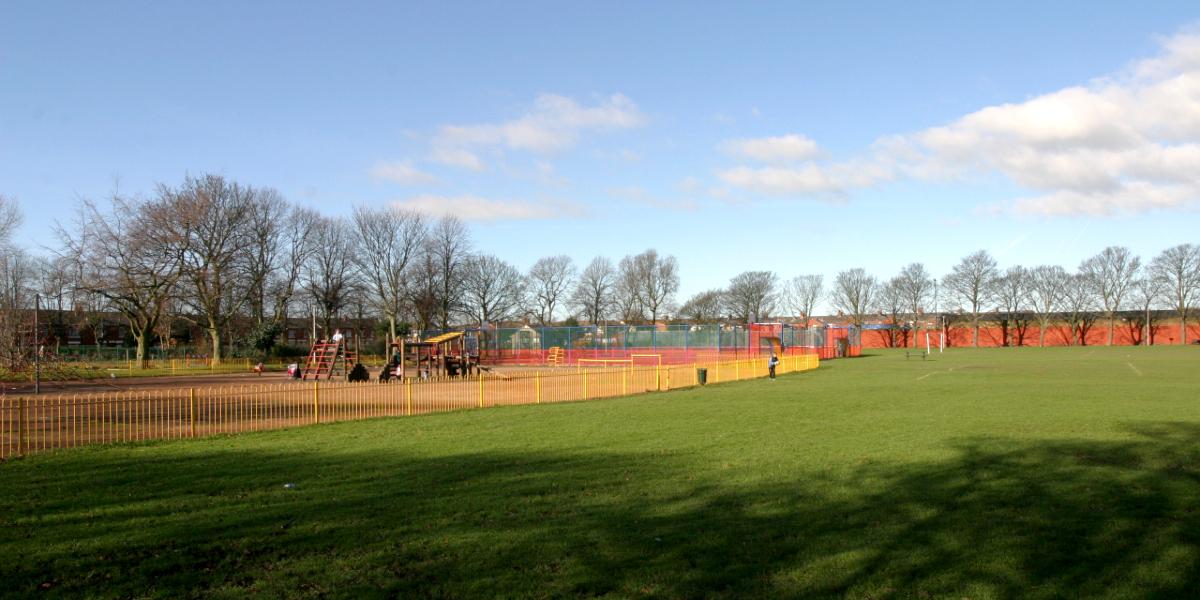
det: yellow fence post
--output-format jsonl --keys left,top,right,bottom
{"left": 405, "top": 379, "right": 413, "bottom": 415}
{"left": 313, "top": 381, "right": 320, "bottom": 423}
{"left": 583, "top": 371, "right": 588, "bottom": 399}
{"left": 655, "top": 365, "right": 661, "bottom": 391}
{"left": 665, "top": 367, "right": 671, "bottom": 390}
{"left": 478, "top": 375, "right": 485, "bottom": 408}
{"left": 189, "top": 388, "right": 197, "bottom": 438}
{"left": 693, "top": 363, "right": 698, "bottom": 386}
{"left": 621, "top": 367, "right": 627, "bottom": 395}
{"left": 536, "top": 371, "right": 542, "bottom": 404}
{"left": 18, "top": 396, "right": 27, "bottom": 457}
{"left": 735, "top": 360, "right": 740, "bottom": 381}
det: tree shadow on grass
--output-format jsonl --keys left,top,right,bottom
{"left": 2, "top": 422, "right": 1199, "bottom": 598}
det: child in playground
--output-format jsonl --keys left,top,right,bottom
{"left": 768, "top": 354, "right": 779, "bottom": 379}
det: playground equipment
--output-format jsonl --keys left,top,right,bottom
{"left": 379, "top": 330, "right": 480, "bottom": 381}
{"left": 301, "top": 338, "right": 357, "bottom": 380}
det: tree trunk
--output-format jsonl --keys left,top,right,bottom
{"left": 134, "top": 329, "right": 150, "bottom": 370}
{"left": 208, "top": 327, "right": 222, "bottom": 365}
{"left": 1182, "top": 316, "right": 1188, "bottom": 345}
{"left": 1038, "top": 321, "right": 1046, "bottom": 347}
{"left": 1107, "top": 316, "right": 1115, "bottom": 346}
{"left": 972, "top": 319, "right": 980, "bottom": 348}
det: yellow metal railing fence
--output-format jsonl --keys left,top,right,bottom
{"left": 0, "top": 354, "right": 818, "bottom": 459}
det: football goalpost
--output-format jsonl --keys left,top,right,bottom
{"left": 630, "top": 353, "right": 662, "bottom": 366}
{"left": 577, "top": 358, "right": 634, "bottom": 371}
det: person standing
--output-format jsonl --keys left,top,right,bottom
{"left": 768, "top": 354, "right": 779, "bottom": 380}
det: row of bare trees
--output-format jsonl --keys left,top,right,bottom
{"left": 2, "top": 178, "right": 692, "bottom": 368}
{"left": 827, "top": 246, "right": 1200, "bottom": 347}
{"left": 463, "top": 249, "right": 681, "bottom": 329}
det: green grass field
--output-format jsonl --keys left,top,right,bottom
{"left": 3, "top": 347, "right": 1199, "bottom": 598}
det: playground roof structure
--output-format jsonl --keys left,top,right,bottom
{"left": 423, "top": 331, "right": 465, "bottom": 344}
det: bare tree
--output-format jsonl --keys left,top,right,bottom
{"left": 0, "top": 194, "right": 20, "bottom": 247}
{"left": 150, "top": 175, "right": 257, "bottom": 364}
{"left": 527, "top": 255, "right": 576, "bottom": 325}
{"left": 876, "top": 277, "right": 906, "bottom": 347}
{"left": 621, "top": 249, "right": 679, "bottom": 325}
{"left": 614, "top": 258, "right": 644, "bottom": 323}
{"left": 726, "top": 270, "right": 778, "bottom": 323}
{"left": 994, "top": 265, "right": 1031, "bottom": 347}
{"left": 37, "top": 256, "right": 74, "bottom": 352}
{"left": 0, "top": 248, "right": 39, "bottom": 371}
{"left": 944, "top": 250, "right": 999, "bottom": 347}
{"left": 430, "top": 216, "right": 471, "bottom": 329}
{"left": 462, "top": 254, "right": 525, "bottom": 327}
{"left": 304, "top": 217, "right": 358, "bottom": 335}
{"left": 406, "top": 250, "right": 442, "bottom": 333}
{"left": 1061, "top": 272, "right": 1099, "bottom": 346}
{"left": 269, "top": 206, "right": 321, "bottom": 325}
{"left": 1150, "top": 244, "right": 1200, "bottom": 345}
{"left": 895, "top": 264, "right": 934, "bottom": 348}
{"left": 570, "top": 257, "right": 616, "bottom": 325}
{"left": 1079, "top": 246, "right": 1141, "bottom": 346}
{"left": 0, "top": 196, "right": 28, "bottom": 369}
{"left": 1129, "top": 276, "right": 1167, "bottom": 346}
{"left": 56, "top": 196, "right": 182, "bottom": 368}
{"left": 1027, "top": 265, "right": 1067, "bottom": 347}
{"left": 783, "top": 274, "right": 823, "bottom": 326}
{"left": 678, "top": 289, "right": 727, "bottom": 323}
{"left": 242, "top": 188, "right": 290, "bottom": 325}
{"left": 352, "top": 205, "right": 426, "bottom": 341}
{"left": 830, "top": 268, "right": 877, "bottom": 329}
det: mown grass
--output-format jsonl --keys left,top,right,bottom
{"left": 2, "top": 346, "right": 1199, "bottom": 598}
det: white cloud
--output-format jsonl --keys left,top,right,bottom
{"left": 884, "top": 30, "right": 1200, "bottom": 215}
{"left": 717, "top": 28, "right": 1200, "bottom": 216}
{"left": 391, "top": 194, "right": 587, "bottom": 221}
{"left": 722, "top": 134, "right": 822, "bottom": 163}
{"left": 369, "top": 160, "right": 438, "bottom": 184}
{"left": 676, "top": 176, "right": 702, "bottom": 193}
{"left": 429, "top": 147, "right": 485, "bottom": 171}
{"left": 716, "top": 159, "right": 891, "bottom": 197}
{"left": 430, "top": 93, "right": 645, "bottom": 170}
{"left": 610, "top": 186, "right": 698, "bottom": 211}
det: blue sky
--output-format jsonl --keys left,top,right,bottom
{"left": 4, "top": 2, "right": 1200, "bottom": 311}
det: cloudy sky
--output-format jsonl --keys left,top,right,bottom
{"left": 3, "top": 2, "right": 1200, "bottom": 309}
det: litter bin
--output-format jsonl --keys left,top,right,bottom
{"left": 696, "top": 368, "right": 708, "bottom": 385}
